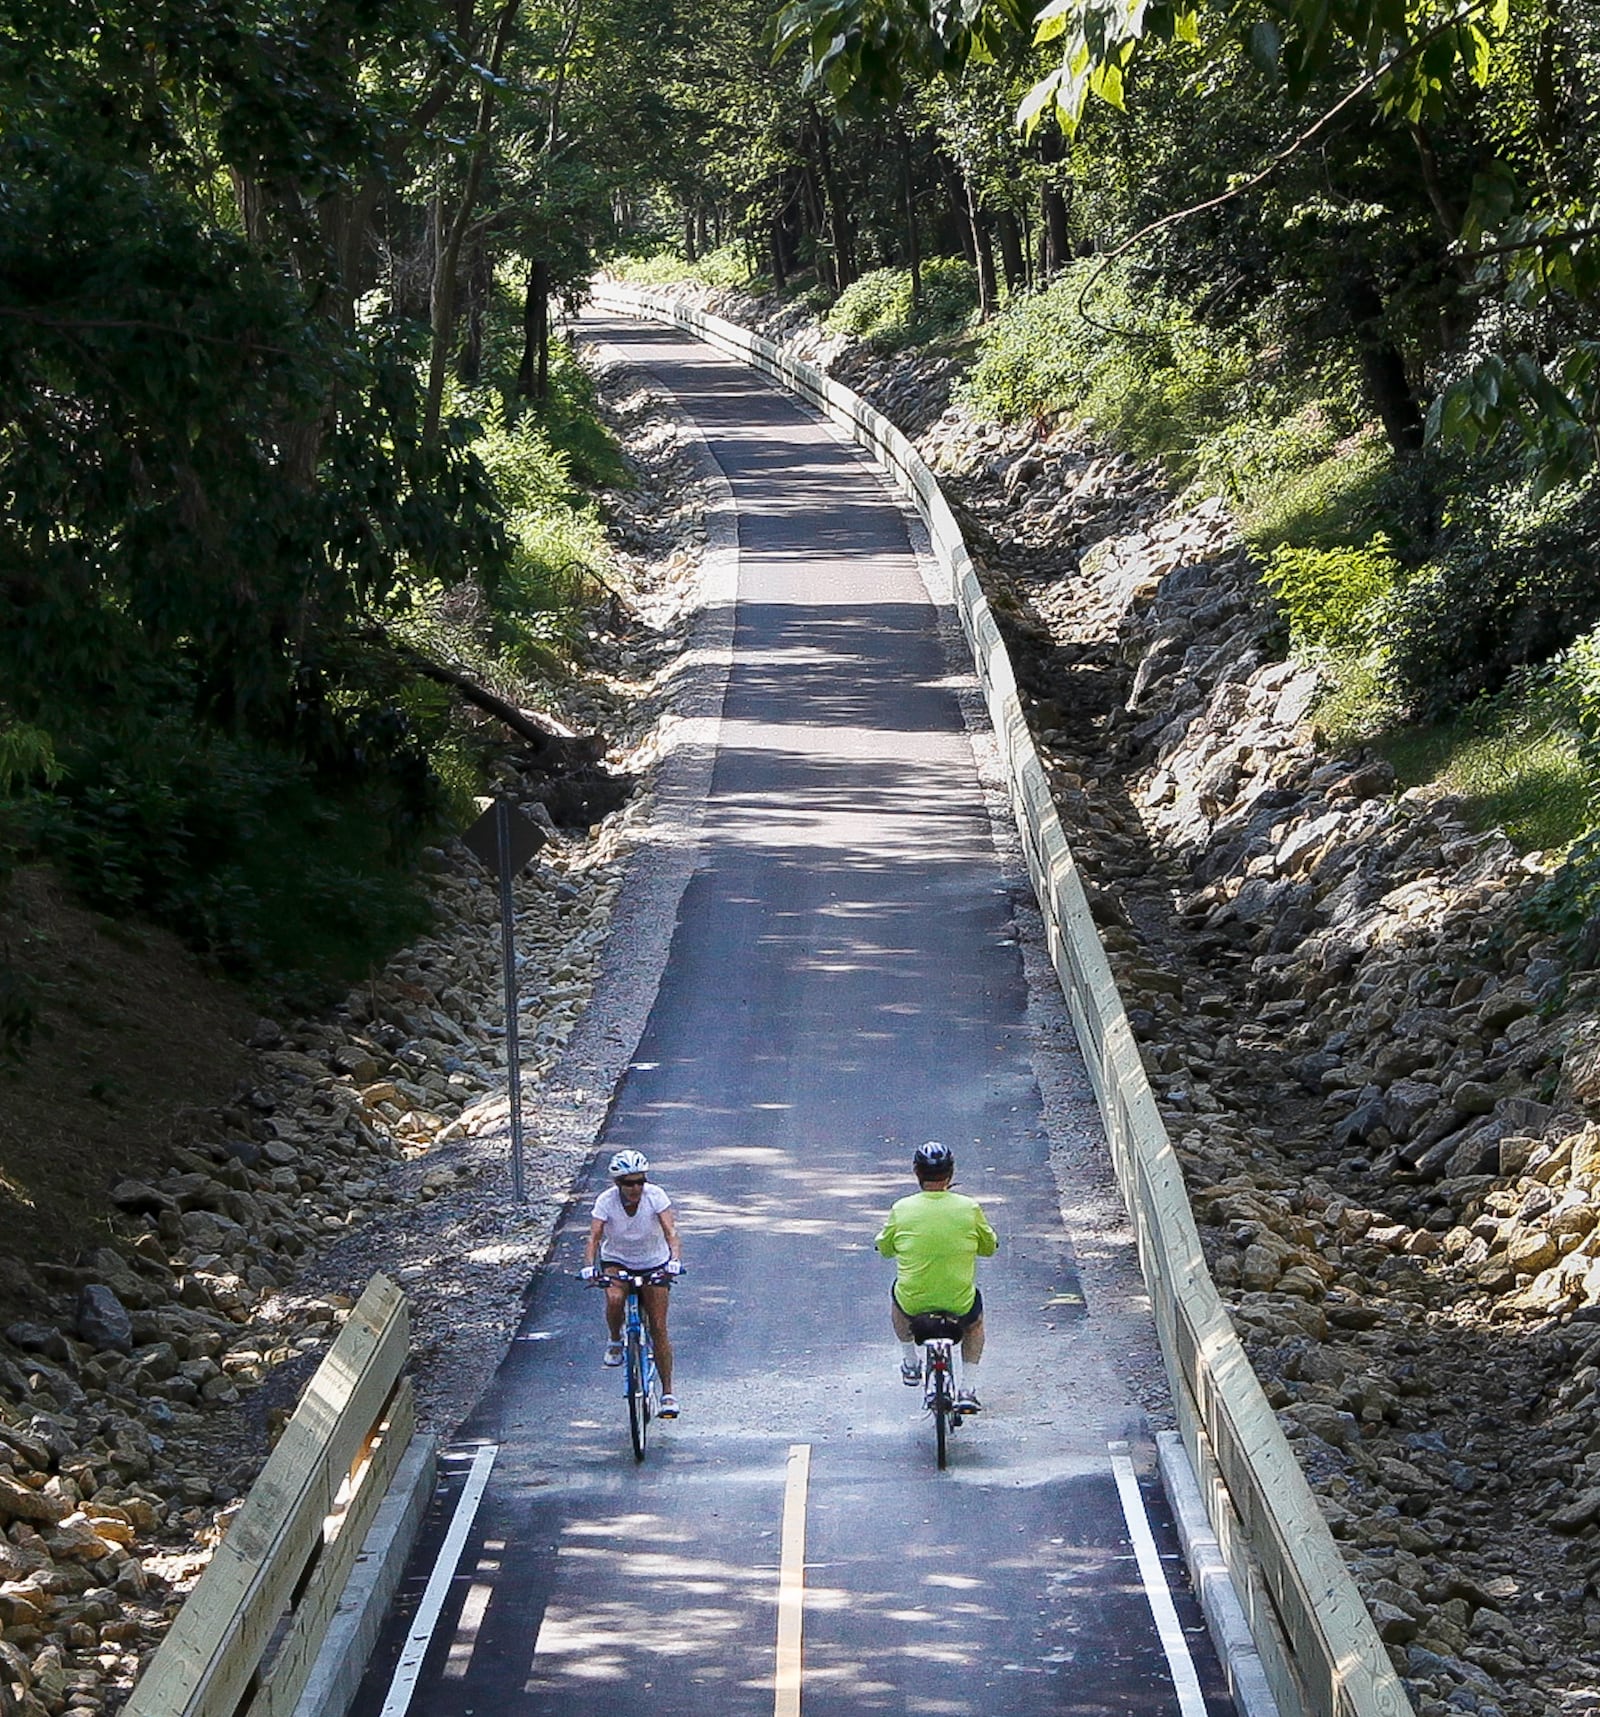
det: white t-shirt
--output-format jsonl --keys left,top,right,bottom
{"left": 591, "top": 1183, "right": 673, "bottom": 1269}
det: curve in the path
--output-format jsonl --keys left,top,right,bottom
{"left": 346, "top": 315, "right": 1238, "bottom": 1717}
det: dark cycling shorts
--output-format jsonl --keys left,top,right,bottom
{"left": 893, "top": 1287, "right": 982, "bottom": 1341}
{"left": 601, "top": 1259, "right": 672, "bottom": 1284}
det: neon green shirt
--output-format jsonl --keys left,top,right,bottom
{"left": 875, "top": 1189, "right": 998, "bottom": 1316}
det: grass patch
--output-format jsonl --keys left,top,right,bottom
{"left": 1318, "top": 671, "right": 1590, "bottom": 854}
{"left": 1239, "top": 435, "right": 1395, "bottom": 553}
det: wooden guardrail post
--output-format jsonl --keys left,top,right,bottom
{"left": 125, "top": 1273, "right": 412, "bottom": 1717}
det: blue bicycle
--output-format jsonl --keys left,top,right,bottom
{"left": 587, "top": 1268, "right": 674, "bottom": 1459}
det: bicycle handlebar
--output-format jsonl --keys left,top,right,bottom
{"left": 580, "top": 1266, "right": 681, "bottom": 1287}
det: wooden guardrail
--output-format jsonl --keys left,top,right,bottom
{"left": 588, "top": 283, "right": 1415, "bottom": 1717}
{"left": 125, "top": 1273, "right": 412, "bottom": 1717}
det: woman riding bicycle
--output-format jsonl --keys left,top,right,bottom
{"left": 582, "top": 1150, "right": 683, "bottom": 1418}
{"left": 876, "top": 1141, "right": 997, "bottom": 1410}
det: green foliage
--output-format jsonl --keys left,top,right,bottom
{"left": 10, "top": 711, "right": 437, "bottom": 1010}
{"left": 0, "top": 725, "right": 60, "bottom": 794}
{"left": 826, "top": 268, "right": 907, "bottom": 338}
{"left": 611, "top": 245, "right": 755, "bottom": 289}
{"left": 1544, "top": 627, "right": 1600, "bottom": 764}
{"left": 1309, "top": 654, "right": 1400, "bottom": 753}
{"left": 1526, "top": 830, "right": 1600, "bottom": 956}
{"left": 824, "top": 258, "right": 977, "bottom": 349}
{"left": 960, "top": 262, "right": 1266, "bottom": 485}
{"left": 1387, "top": 480, "right": 1600, "bottom": 715}
{"left": 1261, "top": 535, "right": 1398, "bottom": 655}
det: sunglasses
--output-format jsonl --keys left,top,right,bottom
{"left": 616, "top": 1176, "right": 646, "bottom": 1187}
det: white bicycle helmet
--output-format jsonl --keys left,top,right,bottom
{"left": 608, "top": 1149, "right": 650, "bottom": 1179}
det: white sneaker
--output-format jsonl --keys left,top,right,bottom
{"left": 603, "top": 1341, "right": 623, "bottom": 1366}
{"left": 900, "top": 1357, "right": 922, "bottom": 1386}
{"left": 658, "top": 1394, "right": 679, "bottom": 1418}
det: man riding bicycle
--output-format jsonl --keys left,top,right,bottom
{"left": 876, "top": 1141, "right": 997, "bottom": 1411}
{"left": 581, "top": 1150, "right": 683, "bottom": 1418}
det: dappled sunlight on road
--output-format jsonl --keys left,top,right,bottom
{"left": 513, "top": 1515, "right": 780, "bottom": 1699}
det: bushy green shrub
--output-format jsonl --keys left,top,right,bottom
{"left": 1387, "top": 478, "right": 1600, "bottom": 714}
{"left": 913, "top": 258, "right": 980, "bottom": 341}
{"left": 959, "top": 261, "right": 1255, "bottom": 483}
{"left": 23, "top": 710, "right": 437, "bottom": 1006}
{"left": 1262, "top": 534, "right": 1399, "bottom": 654}
{"left": 1240, "top": 435, "right": 1397, "bottom": 553}
{"left": 0, "top": 724, "right": 59, "bottom": 793}
{"left": 826, "top": 268, "right": 904, "bottom": 339}
{"left": 825, "top": 259, "right": 977, "bottom": 350}
{"left": 1310, "top": 655, "right": 1403, "bottom": 750}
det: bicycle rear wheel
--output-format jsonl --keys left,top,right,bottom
{"left": 931, "top": 1358, "right": 951, "bottom": 1470}
{"left": 626, "top": 1328, "right": 649, "bottom": 1460}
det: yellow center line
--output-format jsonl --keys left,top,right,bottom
{"left": 774, "top": 1443, "right": 812, "bottom": 1717}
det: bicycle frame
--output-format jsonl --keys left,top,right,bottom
{"left": 910, "top": 1313, "right": 972, "bottom": 1471}
{"left": 590, "top": 1268, "right": 668, "bottom": 1460}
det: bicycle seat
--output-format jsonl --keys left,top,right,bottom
{"left": 908, "top": 1311, "right": 966, "bottom": 1343}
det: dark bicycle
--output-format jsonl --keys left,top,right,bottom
{"left": 586, "top": 1267, "right": 675, "bottom": 1459}
{"left": 908, "top": 1310, "right": 976, "bottom": 1470}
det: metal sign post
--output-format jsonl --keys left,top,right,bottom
{"left": 462, "top": 798, "right": 547, "bottom": 1201}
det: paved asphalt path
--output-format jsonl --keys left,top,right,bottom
{"left": 348, "top": 316, "right": 1238, "bottom": 1717}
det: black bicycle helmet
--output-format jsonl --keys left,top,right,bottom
{"left": 913, "top": 1140, "right": 955, "bottom": 1178}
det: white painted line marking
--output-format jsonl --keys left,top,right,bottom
{"left": 379, "top": 1443, "right": 500, "bottom": 1717}
{"left": 1110, "top": 1444, "right": 1208, "bottom": 1717}
{"left": 774, "top": 1443, "right": 811, "bottom": 1717}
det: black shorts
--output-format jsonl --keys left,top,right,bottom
{"left": 893, "top": 1286, "right": 982, "bottom": 1342}
{"left": 600, "top": 1259, "right": 672, "bottom": 1283}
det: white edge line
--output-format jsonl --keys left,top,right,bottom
{"left": 774, "top": 1442, "right": 811, "bottom": 1717}
{"left": 1111, "top": 1446, "right": 1209, "bottom": 1717}
{"left": 378, "top": 1443, "right": 501, "bottom": 1717}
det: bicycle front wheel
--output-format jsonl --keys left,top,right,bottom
{"left": 626, "top": 1329, "right": 649, "bottom": 1460}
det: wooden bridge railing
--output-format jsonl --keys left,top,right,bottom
{"left": 124, "top": 1273, "right": 412, "bottom": 1717}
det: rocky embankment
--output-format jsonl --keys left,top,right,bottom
{"left": 663, "top": 277, "right": 1600, "bottom": 1717}
{"left": 0, "top": 356, "right": 715, "bottom": 1716}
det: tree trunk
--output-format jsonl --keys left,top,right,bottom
{"left": 423, "top": 0, "right": 523, "bottom": 445}
{"left": 1033, "top": 121, "right": 1071, "bottom": 280}
{"left": 1345, "top": 274, "right": 1424, "bottom": 455}
{"left": 1041, "top": 184, "right": 1070, "bottom": 278}
{"left": 995, "top": 209, "right": 1025, "bottom": 295}
{"left": 936, "top": 156, "right": 976, "bottom": 265}
{"left": 966, "top": 180, "right": 997, "bottom": 321}
{"left": 458, "top": 241, "right": 490, "bottom": 383}
{"left": 516, "top": 256, "right": 551, "bottom": 401}
{"left": 901, "top": 128, "right": 921, "bottom": 310}
{"left": 684, "top": 204, "right": 698, "bottom": 261}
{"left": 362, "top": 630, "right": 605, "bottom": 765}
{"left": 799, "top": 158, "right": 836, "bottom": 296}
{"left": 812, "top": 115, "right": 856, "bottom": 288}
